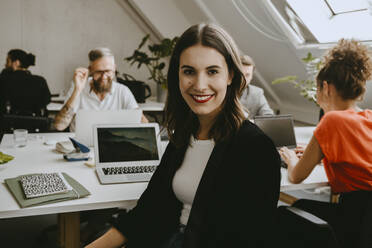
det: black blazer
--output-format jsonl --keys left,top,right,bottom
{"left": 114, "top": 120, "right": 281, "bottom": 248}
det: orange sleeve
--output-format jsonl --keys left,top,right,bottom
{"left": 314, "top": 111, "right": 344, "bottom": 162}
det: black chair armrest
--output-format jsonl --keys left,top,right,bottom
{"left": 284, "top": 206, "right": 328, "bottom": 225}
{"left": 278, "top": 205, "right": 339, "bottom": 248}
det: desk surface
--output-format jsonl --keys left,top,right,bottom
{"left": 280, "top": 126, "right": 328, "bottom": 191}
{"left": 0, "top": 133, "right": 168, "bottom": 219}
{"left": 0, "top": 126, "right": 327, "bottom": 219}
{"left": 47, "top": 101, "right": 165, "bottom": 112}
{"left": 138, "top": 101, "right": 164, "bottom": 111}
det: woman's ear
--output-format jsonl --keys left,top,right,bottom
{"left": 322, "top": 81, "right": 330, "bottom": 97}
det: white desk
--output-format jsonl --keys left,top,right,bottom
{"left": 280, "top": 166, "right": 328, "bottom": 191}
{"left": 47, "top": 102, "right": 64, "bottom": 112}
{"left": 280, "top": 126, "right": 328, "bottom": 191}
{"left": 0, "top": 133, "right": 169, "bottom": 219}
{"left": 0, "top": 127, "right": 327, "bottom": 246}
{"left": 138, "top": 101, "right": 164, "bottom": 111}
{"left": 51, "top": 95, "right": 66, "bottom": 103}
{"left": 0, "top": 133, "right": 166, "bottom": 247}
{"left": 47, "top": 100, "right": 165, "bottom": 113}
{"left": 0, "top": 128, "right": 327, "bottom": 216}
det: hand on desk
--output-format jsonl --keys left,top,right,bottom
{"left": 294, "top": 144, "right": 307, "bottom": 159}
{"left": 279, "top": 147, "right": 299, "bottom": 167}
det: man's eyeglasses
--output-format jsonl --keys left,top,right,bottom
{"left": 91, "top": 70, "right": 115, "bottom": 78}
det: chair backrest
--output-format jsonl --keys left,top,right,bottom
{"left": 0, "top": 114, "right": 51, "bottom": 133}
{"left": 277, "top": 206, "right": 339, "bottom": 248}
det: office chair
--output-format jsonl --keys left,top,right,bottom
{"left": 278, "top": 205, "right": 340, "bottom": 248}
{"left": 0, "top": 114, "right": 51, "bottom": 133}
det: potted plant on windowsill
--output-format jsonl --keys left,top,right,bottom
{"left": 272, "top": 53, "right": 325, "bottom": 120}
{"left": 125, "top": 34, "right": 178, "bottom": 102}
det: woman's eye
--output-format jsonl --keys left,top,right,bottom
{"left": 208, "top": 69, "right": 218, "bottom": 75}
{"left": 183, "top": 69, "right": 194, "bottom": 75}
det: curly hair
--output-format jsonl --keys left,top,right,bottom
{"left": 316, "top": 39, "right": 372, "bottom": 100}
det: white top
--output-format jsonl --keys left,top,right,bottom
{"left": 172, "top": 137, "right": 215, "bottom": 225}
{"left": 65, "top": 79, "right": 139, "bottom": 131}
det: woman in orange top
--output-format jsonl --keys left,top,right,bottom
{"left": 280, "top": 39, "right": 372, "bottom": 248}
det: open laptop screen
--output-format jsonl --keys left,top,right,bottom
{"left": 96, "top": 126, "right": 159, "bottom": 163}
{"left": 75, "top": 109, "right": 142, "bottom": 147}
{"left": 254, "top": 115, "right": 297, "bottom": 149}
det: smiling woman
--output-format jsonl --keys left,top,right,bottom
{"left": 178, "top": 44, "right": 232, "bottom": 139}
{"left": 86, "top": 23, "right": 281, "bottom": 248}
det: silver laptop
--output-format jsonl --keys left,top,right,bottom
{"left": 93, "top": 123, "right": 162, "bottom": 184}
{"left": 254, "top": 115, "right": 297, "bottom": 149}
{"left": 75, "top": 109, "right": 142, "bottom": 147}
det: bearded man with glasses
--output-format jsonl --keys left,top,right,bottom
{"left": 54, "top": 47, "right": 148, "bottom": 131}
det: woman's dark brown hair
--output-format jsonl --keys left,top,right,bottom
{"left": 317, "top": 39, "right": 372, "bottom": 100}
{"left": 8, "top": 49, "right": 35, "bottom": 69}
{"left": 164, "top": 23, "right": 247, "bottom": 148}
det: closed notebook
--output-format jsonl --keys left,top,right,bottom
{"left": 4, "top": 172, "right": 90, "bottom": 208}
{"left": 20, "top": 172, "right": 71, "bottom": 198}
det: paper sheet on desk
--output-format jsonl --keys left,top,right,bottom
{"left": 4, "top": 172, "right": 90, "bottom": 208}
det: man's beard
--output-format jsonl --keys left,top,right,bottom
{"left": 93, "top": 77, "right": 113, "bottom": 93}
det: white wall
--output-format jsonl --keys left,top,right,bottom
{"left": 0, "top": 0, "right": 155, "bottom": 96}
{"left": 131, "top": 0, "right": 192, "bottom": 38}
{"left": 2, "top": 0, "right": 370, "bottom": 121}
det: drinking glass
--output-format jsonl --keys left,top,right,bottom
{"left": 13, "top": 129, "right": 28, "bottom": 148}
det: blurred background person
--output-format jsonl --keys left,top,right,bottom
{"left": 240, "top": 54, "right": 274, "bottom": 119}
{"left": 280, "top": 39, "right": 372, "bottom": 248}
{"left": 0, "top": 49, "right": 51, "bottom": 116}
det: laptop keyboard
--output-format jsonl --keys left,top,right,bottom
{"left": 102, "top": 166, "right": 157, "bottom": 175}
{"left": 97, "top": 165, "right": 157, "bottom": 184}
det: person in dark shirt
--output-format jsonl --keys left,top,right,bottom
{"left": 0, "top": 49, "right": 51, "bottom": 116}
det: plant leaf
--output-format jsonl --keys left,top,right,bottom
{"left": 272, "top": 76, "right": 298, "bottom": 84}
{"left": 302, "top": 52, "right": 315, "bottom": 63}
{"left": 139, "top": 34, "right": 150, "bottom": 49}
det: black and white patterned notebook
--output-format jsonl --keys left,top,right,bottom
{"left": 20, "top": 172, "right": 72, "bottom": 198}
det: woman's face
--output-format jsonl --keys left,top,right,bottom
{"left": 179, "top": 44, "right": 232, "bottom": 122}
{"left": 316, "top": 83, "right": 323, "bottom": 107}
{"left": 5, "top": 56, "right": 12, "bottom": 69}
{"left": 316, "top": 81, "right": 332, "bottom": 111}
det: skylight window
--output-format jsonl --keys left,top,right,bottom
{"left": 285, "top": 0, "right": 372, "bottom": 44}
{"left": 325, "top": 0, "right": 367, "bottom": 15}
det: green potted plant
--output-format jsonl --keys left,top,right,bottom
{"left": 272, "top": 52, "right": 322, "bottom": 105}
{"left": 125, "top": 34, "right": 179, "bottom": 102}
